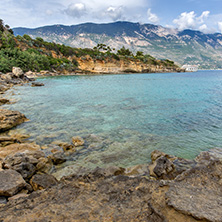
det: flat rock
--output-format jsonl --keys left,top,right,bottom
{"left": 0, "top": 169, "right": 27, "bottom": 197}
{"left": 166, "top": 159, "right": 222, "bottom": 222}
{"left": 0, "top": 143, "right": 40, "bottom": 160}
{"left": 0, "top": 109, "right": 28, "bottom": 132}
{"left": 30, "top": 174, "right": 58, "bottom": 191}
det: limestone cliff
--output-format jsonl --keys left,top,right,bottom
{"left": 75, "top": 55, "right": 183, "bottom": 74}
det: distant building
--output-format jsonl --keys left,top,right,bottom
{"left": 181, "top": 65, "right": 198, "bottom": 72}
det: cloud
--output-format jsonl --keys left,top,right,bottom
{"left": 64, "top": 3, "right": 86, "bottom": 18}
{"left": 218, "top": 22, "right": 222, "bottom": 33}
{"left": 105, "top": 6, "right": 124, "bottom": 21}
{"left": 147, "top": 8, "right": 159, "bottom": 24}
{"left": 173, "top": 11, "right": 210, "bottom": 31}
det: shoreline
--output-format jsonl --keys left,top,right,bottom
{"left": 1, "top": 68, "right": 222, "bottom": 221}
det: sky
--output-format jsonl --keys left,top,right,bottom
{"left": 1, "top": 0, "right": 222, "bottom": 33}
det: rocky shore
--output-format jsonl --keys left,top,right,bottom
{"left": 0, "top": 68, "right": 222, "bottom": 222}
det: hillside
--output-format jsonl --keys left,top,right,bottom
{"left": 13, "top": 21, "right": 222, "bottom": 69}
{"left": 0, "top": 20, "right": 182, "bottom": 74}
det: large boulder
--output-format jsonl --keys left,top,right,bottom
{"left": 0, "top": 109, "right": 28, "bottom": 132}
{"left": 12, "top": 67, "right": 24, "bottom": 78}
{"left": 0, "top": 169, "right": 27, "bottom": 197}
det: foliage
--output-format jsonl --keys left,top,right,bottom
{"left": 117, "top": 46, "right": 133, "bottom": 56}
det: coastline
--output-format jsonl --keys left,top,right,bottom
{"left": 0, "top": 68, "right": 222, "bottom": 221}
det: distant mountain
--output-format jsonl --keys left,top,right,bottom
{"left": 13, "top": 21, "right": 222, "bottom": 69}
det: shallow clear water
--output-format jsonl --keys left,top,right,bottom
{"left": 3, "top": 70, "right": 222, "bottom": 169}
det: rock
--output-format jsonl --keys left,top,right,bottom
{"left": 36, "top": 157, "right": 53, "bottom": 174}
{"left": 0, "top": 169, "right": 27, "bottom": 197}
{"left": 12, "top": 67, "right": 24, "bottom": 78}
{"left": 31, "top": 82, "right": 44, "bottom": 87}
{"left": 0, "top": 143, "right": 40, "bottom": 160}
{"left": 50, "top": 152, "right": 66, "bottom": 165}
{"left": 166, "top": 160, "right": 222, "bottom": 222}
{"left": 8, "top": 193, "right": 29, "bottom": 201}
{"left": 0, "top": 136, "right": 20, "bottom": 147}
{"left": 2, "top": 150, "right": 45, "bottom": 179}
{"left": 30, "top": 174, "right": 58, "bottom": 191}
{"left": 0, "top": 109, "right": 28, "bottom": 132}
{"left": 72, "top": 136, "right": 84, "bottom": 147}
{"left": 0, "top": 98, "right": 10, "bottom": 105}
{"left": 149, "top": 150, "right": 195, "bottom": 180}
{"left": 0, "top": 196, "right": 7, "bottom": 204}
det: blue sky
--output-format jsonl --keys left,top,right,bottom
{"left": 1, "top": 0, "right": 222, "bottom": 33}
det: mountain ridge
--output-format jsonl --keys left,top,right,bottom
{"left": 13, "top": 21, "right": 222, "bottom": 69}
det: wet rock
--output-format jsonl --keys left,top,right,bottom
{"left": 0, "top": 136, "right": 20, "bottom": 147}
{"left": 72, "top": 136, "right": 84, "bottom": 147}
{"left": 149, "top": 150, "right": 196, "bottom": 180}
{"left": 12, "top": 67, "right": 24, "bottom": 78}
{"left": 36, "top": 157, "right": 53, "bottom": 174}
{"left": 51, "top": 152, "right": 66, "bottom": 165}
{"left": 0, "top": 169, "right": 27, "bottom": 197}
{"left": 0, "top": 98, "right": 10, "bottom": 105}
{"left": 31, "top": 82, "right": 44, "bottom": 87}
{"left": 0, "top": 109, "right": 28, "bottom": 132}
{"left": 30, "top": 174, "right": 58, "bottom": 191}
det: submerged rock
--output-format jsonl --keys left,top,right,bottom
{"left": 72, "top": 136, "right": 84, "bottom": 147}
{"left": 0, "top": 109, "right": 28, "bottom": 132}
{"left": 0, "top": 98, "right": 10, "bottom": 105}
{"left": 31, "top": 82, "right": 44, "bottom": 87}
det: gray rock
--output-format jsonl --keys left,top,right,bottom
{"left": 2, "top": 151, "right": 45, "bottom": 179}
{"left": 30, "top": 174, "right": 58, "bottom": 191}
{"left": 0, "top": 196, "right": 7, "bottom": 204}
{"left": 0, "top": 169, "right": 27, "bottom": 197}
{"left": 51, "top": 152, "right": 66, "bottom": 165}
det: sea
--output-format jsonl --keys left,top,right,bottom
{"left": 3, "top": 70, "right": 222, "bottom": 170}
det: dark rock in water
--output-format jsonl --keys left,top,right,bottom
{"left": 51, "top": 152, "right": 66, "bottom": 165}
{"left": 30, "top": 174, "right": 58, "bottom": 191}
{"left": 0, "top": 169, "right": 27, "bottom": 197}
{"left": 0, "top": 98, "right": 10, "bottom": 105}
{"left": 0, "top": 109, "right": 28, "bottom": 132}
{"left": 31, "top": 82, "right": 44, "bottom": 87}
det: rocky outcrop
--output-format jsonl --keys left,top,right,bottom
{"left": 31, "top": 82, "right": 44, "bottom": 87}
{"left": 76, "top": 55, "right": 183, "bottom": 74}
{"left": 0, "top": 109, "right": 28, "bottom": 132}
{"left": 0, "top": 148, "right": 221, "bottom": 221}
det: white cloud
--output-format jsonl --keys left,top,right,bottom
{"left": 218, "top": 22, "right": 222, "bottom": 33}
{"left": 105, "top": 6, "right": 124, "bottom": 21}
{"left": 64, "top": 3, "right": 86, "bottom": 18}
{"left": 173, "top": 11, "right": 210, "bottom": 31}
{"left": 147, "top": 8, "right": 159, "bottom": 24}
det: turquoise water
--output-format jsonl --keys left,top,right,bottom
{"left": 3, "top": 70, "right": 222, "bottom": 169}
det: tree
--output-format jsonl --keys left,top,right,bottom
{"left": 117, "top": 46, "right": 133, "bottom": 56}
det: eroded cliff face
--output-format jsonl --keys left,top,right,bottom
{"left": 75, "top": 55, "right": 183, "bottom": 74}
